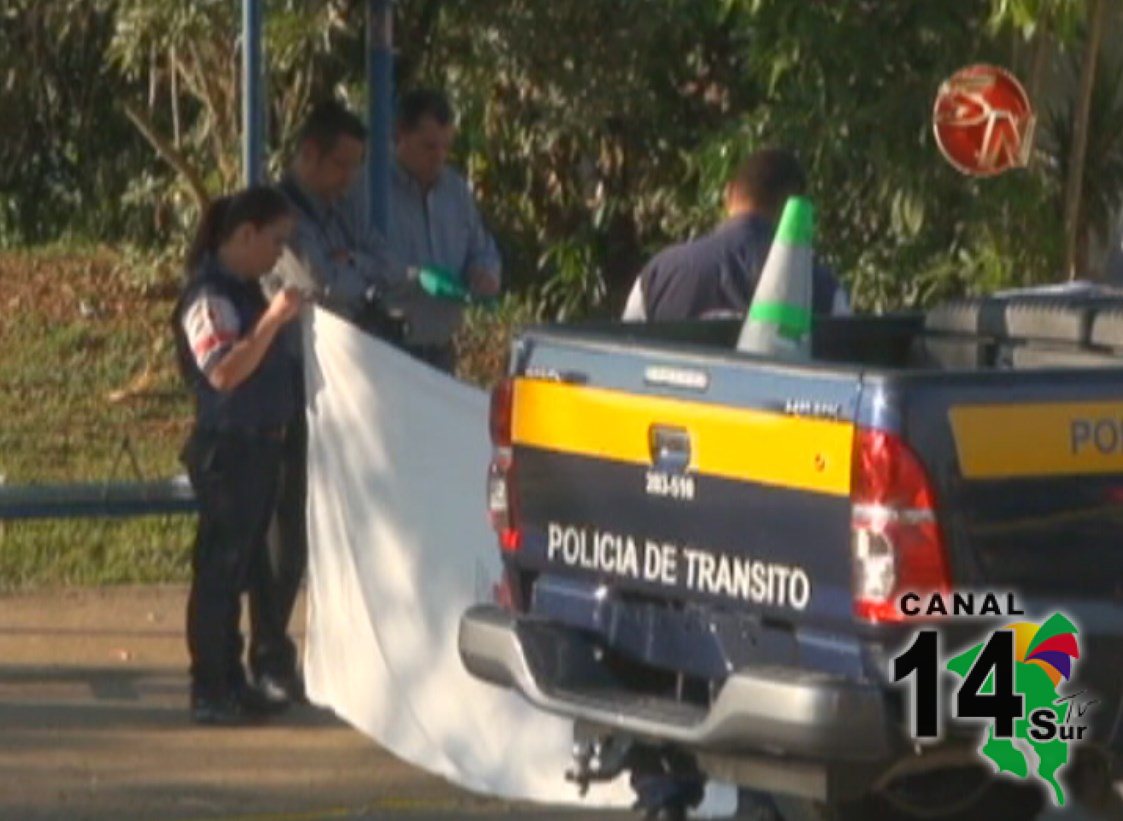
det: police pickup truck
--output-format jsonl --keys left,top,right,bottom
{"left": 458, "top": 294, "right": 1123, "bottom": 819}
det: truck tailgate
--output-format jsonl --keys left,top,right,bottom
{"left": 507, "top": 335, "right": 863, "bottom": 636}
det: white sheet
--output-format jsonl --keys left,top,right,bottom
{"left": 301, "top": 307, "right": 735, "bottom": 814}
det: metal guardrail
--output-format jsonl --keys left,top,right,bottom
{"left": 0, "top": 432, "right": 197, "bottom": 521}
{"left": 0, "top": 477, "right": 197, "bottom": 520}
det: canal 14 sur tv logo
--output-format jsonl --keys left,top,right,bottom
{"left": 891, "top": 592, "right": 1093, "bottom": 807}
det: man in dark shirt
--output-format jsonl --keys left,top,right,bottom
{"left": 622, "top": 148, "right": 848, "bottom": 323}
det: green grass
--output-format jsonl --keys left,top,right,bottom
{"left": 0, "top": 517, "right": 194, "bottom": 590}
{"left": 0, "top": 247, "right": 194, "bottom": 590}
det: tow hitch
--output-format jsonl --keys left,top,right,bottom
{"left": 565, "top": 731, "right": 633, "bottom": 796}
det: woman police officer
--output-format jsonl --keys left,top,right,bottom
{"left": 173, "top": 186, "right": 303, "bottom": 725}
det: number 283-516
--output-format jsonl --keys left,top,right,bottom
{"left": 644, "top": 471, "right": 695, "bottom": 501}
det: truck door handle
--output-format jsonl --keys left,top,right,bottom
{"left": 649, "top": 425, "right": 691, "bottom": 474}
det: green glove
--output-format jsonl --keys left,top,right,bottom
{"left": 416, "top": 265, "right": 470, "bottom": 303}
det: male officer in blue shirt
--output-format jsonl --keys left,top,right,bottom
{"left": 251, "top": 101, "right": 409, "bottom": 710}
{"left": 387, "top": 89, "right": 501, "bottom": 372}
{"left": 622, "top": 148, "right": 848, "bottom": 324}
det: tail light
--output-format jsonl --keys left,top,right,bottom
{"left": 487, "top": 379, "right": 521, "bottom": 552}
{"left": 851, "top": 429, "right": 951, "bottom": 623}
{"left": 489, "top": 378, "right": 514, "bottom": 447}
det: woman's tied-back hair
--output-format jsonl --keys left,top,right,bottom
{"left": 185, "top": 185, "right": 291, "bottom": 275}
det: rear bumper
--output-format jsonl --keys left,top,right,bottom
{"left": 458, "top": 604, "right": 897, "bottom": 762}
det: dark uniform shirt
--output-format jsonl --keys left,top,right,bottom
{"left": 628, "top": 213, "right": 843, "bottom": 321}
{"left": 175, "top": 255, "right": 296, "bottom": 432}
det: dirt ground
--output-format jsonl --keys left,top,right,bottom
{"left": 4, "top": 585, "right": 1115, "bottom": 821}
{"left": 0, "top": 585, "right": 628, "bottom": 820}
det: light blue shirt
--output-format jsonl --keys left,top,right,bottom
{"left": 386, "top": 163, "right": 501, "bottom": 346}
{"left": 388, "top": 163, "right": 501, "bottom": 283}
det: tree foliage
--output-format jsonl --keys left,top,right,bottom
{"left": 3, "top": 1, "right": 1122, "bottom": 312}
{"left": 0, "top": 0, "right": 156, "bottom": 245}
{"left": 104, "top": 0, "right": 361, "bottom": 220}
{"left": 410, "top": 0, "right": 759, "bottom": 313}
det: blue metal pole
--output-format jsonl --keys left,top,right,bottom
{"left": 242, "top": 0, "right": 264, "bottom": 185}
{"left": 367, "top": 0, "right": 394, "bottom": 235}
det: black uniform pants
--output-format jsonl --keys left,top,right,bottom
{"left": 248, "top": 414, "right": 308, "bottom": 681}
{"left": 183, "top": 429, "right": 283, "bottom": 703}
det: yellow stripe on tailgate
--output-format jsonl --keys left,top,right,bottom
{"left": 511, "top": 379, "right": 853, "bottom": 496}
{"left": 950, "top": 401, "right": 1123, "bottom": 479}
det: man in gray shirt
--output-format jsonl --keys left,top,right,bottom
{"left": 276, "top": 100, "right": 406, "bottom": 326}
{"left": 388, "top": 89, "right": 501, "bottom": 371}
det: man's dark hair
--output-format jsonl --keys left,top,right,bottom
{"left": 396, "top": 88, "right": 454, "bottom": 132}
{"left": 296, "top": 100, "right": 367, "bottom": 153}
{"left": 729, "top": 148, "right": 807, "bottom": 217}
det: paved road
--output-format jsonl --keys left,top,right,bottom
{"left": 0, "top": 585, "right": 631, "bottom": 820}
{"left": 3, "top": 586, "right": 1117, "bottom": 821}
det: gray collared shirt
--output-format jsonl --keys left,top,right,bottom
{"left": 386, "top": 163, "right": 501, "bottom": 346}
{"left": 274, "top": 174, "right": 406, "bottom": 320}
{"left": 388, "top": 163, "right": 501, "bottom": 279}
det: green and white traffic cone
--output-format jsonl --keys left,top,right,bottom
{"left": 736, "top": 196, "right": 815, "bottom": 359}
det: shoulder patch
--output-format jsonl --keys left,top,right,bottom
{"left": 182, "top": 290, "right": 239, "bottom": 373}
